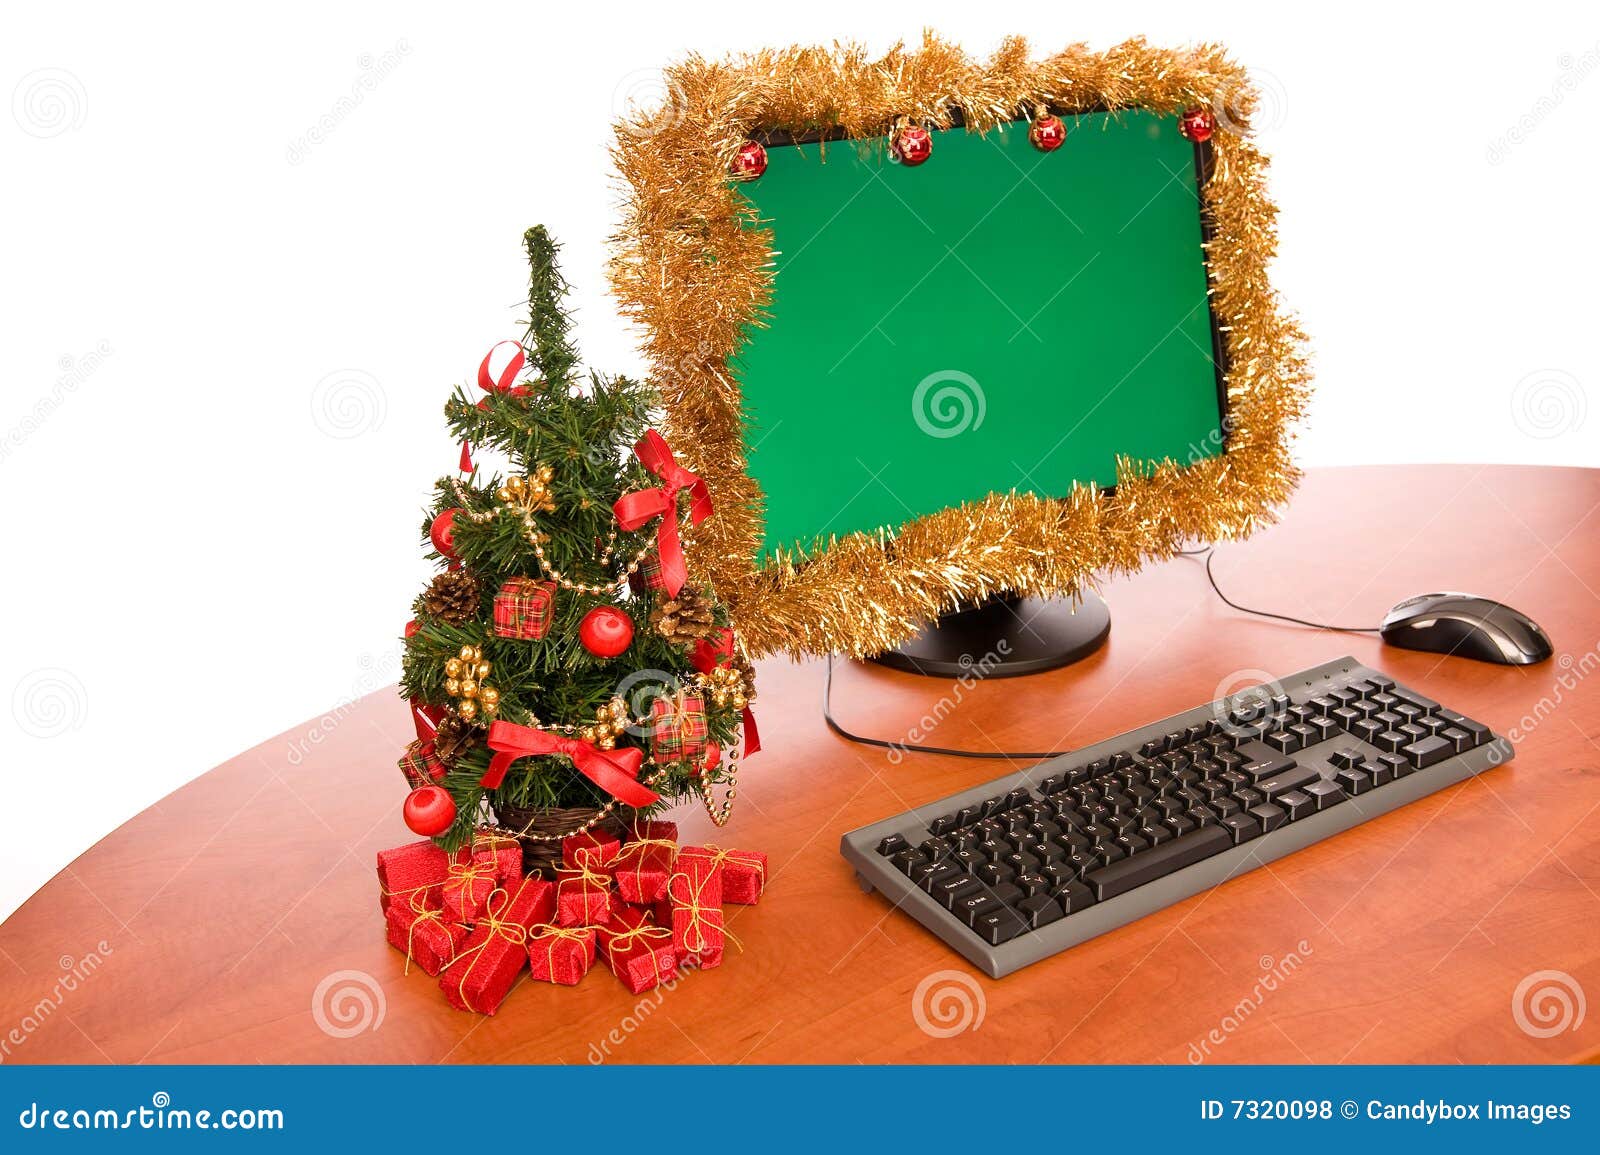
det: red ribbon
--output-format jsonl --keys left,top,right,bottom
{"left": 482, "top": 720, "right": 660, "bottom": 807}
{"left": 690, "top": 628, "right": 761, "bottom": 756}
{"left": 612, "top": 431, "right": 713, "bottom": 597}
{"left": 410, "top": 699, "right": 446, "bottom": 743}
{"left": 460, "top": 342, "right": 534, "bottom": 473}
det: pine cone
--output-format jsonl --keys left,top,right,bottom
{"left": 651, "top": 586, "right": 719, "bottom": 644}
{"left": 431, "top": 714, "right": 478, "bottom": 765}
{"left": 424, "top": 570, "right": 480, "bottom": 624}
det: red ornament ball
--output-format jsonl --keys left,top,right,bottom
{"left": 429, "top": 508, "right": 461, "bottom": 560}
{"left": 403, "top": 785, "right": 456, "bottom": 836}
{"left": 1178, "top": 107, "right": 1215, "bottom": 143}
{"left": 891, "top": 124, "right": 933, "bottom": 166}
{"left": 730, "top": 140, "right": 768, "bottom": 180}
{"left": 404, "top": 619, "right": 419, "bottom": 639}
{"left": 578, "top": 606, "right": 635, "bottom": 658}
{"left": 1029, "top": 115, "right": 1068, "bottom": 152}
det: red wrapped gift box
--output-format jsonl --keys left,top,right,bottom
{"left": 438, "top": 878, "right": 555, "bottom": 1014}
{"left": 562, "top": 829, "right": 621, "bottom": 871}
{"left": 554, "top": 864, "right": 612, "bottom": 927}
{"left": 442, "top": 849, "right": 501, "bottom": 924}
{"left": 608, "top": 821, "right": 678, "bottom": 904}
{"left": 493, "top": 577, "right": 557, "bottom": 640}
{"left": 666, "top": 848, "right": 726, "bottom": 968}
{"left": 376, "top": 839, "right": 452, "bottom": 915}
{"left": 386, "top": 894, "right": 469, "bottom": 977}
{"left": 596, "top": 907, "right": 678, "bottom": 994}
{"left": 705, "top": 846, "right": 766, "bottom": 905}
{"left": 471, "top": 831, "right": 524, "bottom": 885}
{"left": 527, "top": 924, "right": 596, "bottom": 986}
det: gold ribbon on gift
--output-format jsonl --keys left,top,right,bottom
{"left": 598, "top": 921, "right": 673, "bottom": 968}
{"left": 443, "top": 856, "right": 498, "bottom": 914}
{"left": 666, "top": 868, "right": 742, "bottom": 956}
{"left": 446, "top": 883, "right": 536, "bottom": 1005}
{"left": 399, "top": 891, "right": 459, "bottom": 977}
{"left": 526, "top": 922, "right": 594, "bottom": 977}
{"left": 555, "top": 860, "right": 610, "bottom": 901}
{"left": 702, "top": 845, "right": 766, "bottom": 892}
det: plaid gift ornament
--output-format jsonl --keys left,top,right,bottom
{"left": 493, "top": 577, "right": 557, "bottom": 640}
{"left": 650, "top": 691, "right": 708, "bottom": 763}
{"left": 628, "top": 551, "right": 669, "bottom": 595}
{"left": 400, "top": 739, "right": 446, "bottom": 789}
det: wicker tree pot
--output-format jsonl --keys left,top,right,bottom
{"left": 491, "top": 803, "right": 625, "bottom": 877}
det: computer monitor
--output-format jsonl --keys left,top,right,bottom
{"left": 736, "top": 111, "right": 1225, "bottom": 568}
{"left": 609, "top": 40, "right": 1305, "bottom": 671}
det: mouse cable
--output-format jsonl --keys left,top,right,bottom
{"left": 822, "top": 546, "right": 1377, "bottom": 762}
{"left": 1180, "top": 547, "right": 1380, "bottom": 634}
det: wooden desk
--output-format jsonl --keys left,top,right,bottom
{"left": 3, "top": 465, "right": 1598, "bottom": 1065}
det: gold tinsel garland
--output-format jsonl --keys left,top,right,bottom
{"left": 609, "top": 34, "right": 1311, "bottom": 659}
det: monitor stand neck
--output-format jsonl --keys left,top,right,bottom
{"left": 866, "top": 591, "right": 1110, "bottom": 679}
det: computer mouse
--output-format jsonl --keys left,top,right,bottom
{"left": 1380, "top": 593, "right": 1553, "bottom": 666}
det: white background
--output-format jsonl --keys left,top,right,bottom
{"left": 2, "top": 1, "right": 1596, "bottom": 922}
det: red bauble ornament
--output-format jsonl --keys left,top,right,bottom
{"left": 429, "top": 508, "right": 461, "bottom": 560}
{"left": 1178, "top": 107, "right": 1215, "bottom": 143}
{"left": 403, "top": 785, "right": 456, "bottom": 836}
{"left": 891, "top": 124, "right": 933, "bottom": 166}
{"left": 730, "top": 140, "right": 768, "bottom": 180}
{"left": 404, "top": 619, "right": 419, "bottom": 639}
{"left": 701, "top": 743, "right": 722, "bottom": 775}
{"left": 1029, "top": 114, "right": 1067, "bottom": 152}
{"left": 578, "top": 606, "right": 635, "bottom": 658}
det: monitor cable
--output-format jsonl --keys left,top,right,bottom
{"left": 822, "top": 545, "right": 1379, "bottom": 761}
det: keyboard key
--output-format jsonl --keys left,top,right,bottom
{"left": 1379, "top": 752, "right": 1411, "bottom": 780}
{"left": 1360, "top": 759, "right": 1393, "bottom": 788}
{"left": 1014, "top": 871, "right": 1052, "bottom": 897}
{"left": 1055, "top": 880, "right": 1097, "bottom": 914}
{"left": 1248, "top": 802, "right": 1287, "bottom": 832}
{"left": 1221, "top": 813, "right": 1262, "bottom": 844}
{"left": 1305, "top": 780, "right": 1347, "bottom": 810}
{"left": 1255, "top": 763, "right": 1322, "bottom": 800}
{"left": 1334, "top": 768, "right": 1372, "bottom": 796}
{"left": 932, "top": 873, "right": 981, "bottom": 909}
{"left": 1403, "top": 734, "right": 1453, "bottom": 769}
{"left": 877, "top": 834, "right": 909, "bottom": 856}
{"left": 1278, "top": 789, "right": 1316, "bottom": 821}
{"left": 973, "top": 906, "right": 1028, "bottom": 945}
{"left": 1016, "top": 893, "right": 1065, "bottom": 929}
{"left": 1440, "top": 711, "right": 1490, "bottom": 747}
{"left": 1328, "top": 748, "right": 1363, "bottom": 770}
{"left": 913, "top": 862, "right": 961, "bottom": 891}
{"left": 1373, "top": 730, "right": 1409, "bottom": 754}
{"left": 1083, "top": 825, "right": 1232, "bottom": 900}
{"left": 975, "top": 861, "right": 1014, "bottom": 888}
{"left": 953, "top": 891, "right": 1001, "bottom": 926}
{"left": 1242, "top": 753, "right": 1296, "bottom": 782}
{"left": 892, "top": 848, "right": 930, "bottom": 875}
{"left": 1440, "top": 726, "right": 1473, "bottom": 754}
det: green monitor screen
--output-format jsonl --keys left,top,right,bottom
{"left": 733, "top": 110, "right": 1224, "bottom": 562}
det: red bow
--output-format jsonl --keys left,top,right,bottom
{"left": 410, "top": 699, "right": 446, "bottom": 743}
{"left": 691, "top": 628, "right": 761, "bottom": 756}
{"left": 459, "top": 342, "right": 534, "bottom": 473}
{"left": 482, "top": 720, "right": 659, "bottom": 807}
{"left": 612, "top": 431, "right": 713, "bottom": 597}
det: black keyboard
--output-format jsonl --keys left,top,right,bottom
{"left": 840, "top": 657, "right": 1511, "bottom": 978}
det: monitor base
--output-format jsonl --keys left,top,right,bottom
{"left": 866, "top": 592, "right": 1110, "bottom": 679}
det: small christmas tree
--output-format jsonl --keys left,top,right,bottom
{"left": 398, "top": 227, "right": 755, "bottom": 866}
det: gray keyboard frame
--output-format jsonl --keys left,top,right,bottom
{"left": 840, "top": 657, "right": 1514, "bottom": 979}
